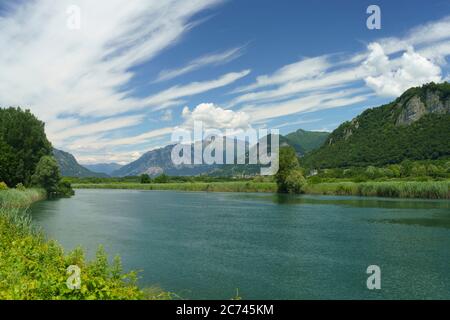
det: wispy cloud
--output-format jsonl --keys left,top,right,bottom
{"left": 145, "top": 69, "right": 251, "bottom": 110}
{"left": 0, "top": 0, "right": 225, "bottom": 149}
{"left": 228, "top": 15, "right": 450, "bottom": 124}
{"left": 155, "top": 46, "right": 245, "bottom": 82}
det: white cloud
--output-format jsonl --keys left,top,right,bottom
{"left": 273, "top": 118, "right": 322, "bottom": 129}
{"left": 181, "top": 103, "right": 251, "bottom": 130}
{"left": 49, "top": 114, "right": 145, "bottom": 144}
{"left": 145, "top": 70, "right": 251, "bottom": 110}
{"left": 0, "top": 0, "right": 224, "bottom": 144}
{"left": 234, "top": 55, "right": 330, "bottom": 93}
{"left": 241, "top": 89, "right": 370, "bottom": 122}
{"left": 67, "top": 127, "right": 174, "bottom": 152}
{"left": 155, "top": 46, "right": 245, "bottom": 82}
{"left": 363, "top": 42, "right": 442, "bottom": 97}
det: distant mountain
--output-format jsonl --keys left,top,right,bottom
{"left": 83, "top": 163, "right": 123, "bottom": 175}
{"left": 303, "top": 82, "right": 450, "bottom": 168}
{"left": 111, "top": 129, "right": 322, "bottom": 177}
{"left": 284, "top": 129, "right": 329, "bottom": 153}
{"left": 111, "top": 144, "right": 222, "bottom": 177}
{"left": 53, "top": 149, "right": 107, "bottom": 177}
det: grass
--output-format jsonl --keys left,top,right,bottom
{"left": 0, "top": 188, "right": 46, "bottom": 208}
{"left": 304, "top": 181, "right": 450, "bottom": 199}
{"left": 73, "top": 181, "right": 278, "bottom": 193}
{"left": 0, "top": 188, "right": 172, "bottom": 300}
{"left": 73, "top": 180, "right": 450, "bottom": 199}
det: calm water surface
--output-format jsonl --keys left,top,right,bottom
{"left": 30, "top": 189, "right": 450, "bottom": 299}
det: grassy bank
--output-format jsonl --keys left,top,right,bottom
{"left": 304, "top": 181, "right": 450, "bottom": 199}
{"left": 73, "top": 181, "right": 278, "bottom": 193}
{"left": 73, "top": 180, "right": 450, "bottom": 199}
{"left": 0, "top": 189, "right": 170, "bottom": 300}
{"left": 0, "top": 188, "right": 46, "bottom": 208}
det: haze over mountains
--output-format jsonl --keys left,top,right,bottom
{"left": 53, "top": 83, "right": 450, "bottom": 178}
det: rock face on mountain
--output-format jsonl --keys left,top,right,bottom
{"left": 303, "top": 82, "right": 450, "bottom": 168}
{"left": 396, "top": 90, "right": 450, "bottom": 125}
{"left": 53, "top": 149, "right": 107, "bottom": 177}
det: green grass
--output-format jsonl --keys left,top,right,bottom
{"left": 73, "top": 181, "right": 278, "bottom": 193}
{"left": 304, "top": 181, "right": 449, "bottom": 199}
{"left": 0, "top": 188, "right": 46, "bottom": 208}
{"left": 0, "top": 188, "right": 172, "bottom": 300}
{"left": 74, "top": 180, "right": 450, "bottom": 199}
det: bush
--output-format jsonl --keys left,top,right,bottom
{"left": 31, "top": 156, "right": 61, "bottom": 196}
{"left": 57, "top": 180, "right": 75, "bottom": 197}
{"left": 15, "top": 183, "right": 26, "bottom": 191}
{"left": 154, "top": 174, "right": 169, "bottom": 184}
{"left": 284, "top": 170, "right": 307, "bottom": 194}
{"left": 0, "top": 181, "right": 8, "bottom": 190}
{"left": 140, "top": 174, "right": 151, "bottom": 184}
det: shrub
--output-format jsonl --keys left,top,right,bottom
{"left": 31, "top": 156, "right": 61, "bottom": 196}
{"left": 15, "top": 183, "right": 26, "bottom": 191}
{"left": 0, "top": 181, "right": 8, "bottom": 190}
{"left": 284, "top": 170, "right": 307, "bottom": 194}
{"left": 57, "top": 180, "right": 75, "bottom": 197}
{"left": 154, "top": 174, "right": 169, "bottom": 184}
{"left": 140, "top": 174, "right": 151, "bottom": 184}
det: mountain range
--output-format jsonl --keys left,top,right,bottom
{"left": 53, "top": 82, "right": 450, "bottom": 177}
{"left": 53, "top": 130, "right": 328, "bottom": 177}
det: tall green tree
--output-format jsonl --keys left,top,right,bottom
{"left": 0, "top": 107, "right": 52, "bottom": 186}
{"left": 275, "top": 146, "right": 306, "bottom": 194}
{"left": 31, "top": 156, "right": 61, "bottom": 196}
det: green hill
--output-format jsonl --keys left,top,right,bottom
{"left": 302, "top": 82, "right": 450, "bottom": 169}
{"left": 284, "top": 129, "right": 329, "bottom": 153}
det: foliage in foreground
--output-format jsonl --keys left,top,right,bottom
{"left": 0, "top": 190, "right": 171, "bottom": 300}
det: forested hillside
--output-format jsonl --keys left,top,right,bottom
{"left": 303, "top": 82, "right": 450, "bottom": 168}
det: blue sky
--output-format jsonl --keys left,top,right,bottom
{"left": 0, "top": 0, "right": 449, "bottom": 164}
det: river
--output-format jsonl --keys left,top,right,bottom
{"left": 30, "top": 189, "right": 450, "bottom": 299}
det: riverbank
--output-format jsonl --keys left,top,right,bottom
{"left": 73, "top": 181, "right": 278, "bottom": 193}
{"left": 0, "top": 188, "right": 46, "bottom": 208}
{"left": 0, "top": 188, "right": 170, "bottom": 300}
{"left": 73, "top": 180, "right": 450, "bottom": 199}
{"left": 304, "top": 181, "right": 450, "bottom": 199}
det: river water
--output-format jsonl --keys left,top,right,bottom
{"left": 30, "top": 189, "right": 450, "bottom": 299}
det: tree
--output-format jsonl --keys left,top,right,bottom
{"left": 140, "top": 174, "right": 151, "bottom": 184}
{"left": 275, "top": 146, "right": 306, "bottom": 194}
{"left": 31, "top": 156, "right": 61, "bottom": 196}
{"left": 154, "top": 173, "right": 169, "bottom": 184}
{"left": 0, "top": 107, "right": 52, "bottom": 186}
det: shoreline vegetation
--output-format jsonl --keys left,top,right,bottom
{"left": 72, "top": 180, "right": 450, "bottom": 200}
{"left": 0, "top": 188, "right": 171, "bottom": 300}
